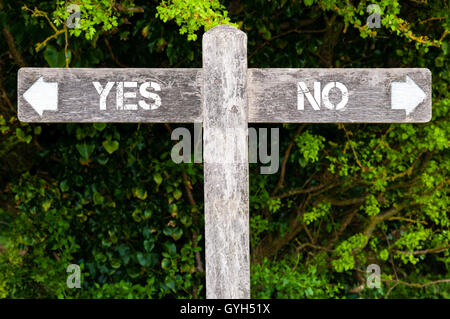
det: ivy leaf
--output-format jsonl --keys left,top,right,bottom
{"left": 93, "top": 123, "right": 106, "bottom": 131}
{"left": 172, "top": 228, "right": 183, "bottom": 241}
{"left": 165, "top": 278, "right": 176, "bottom": 292}
{"left": 173, "top": 189, "right": 182, "bottom": 200}
{"left": 16, "top": 128, "right": 32, "bottom": 144}
{"left": 93, "top": 191, "right": 104, "bottom": 205}
{"left": 142, "top": 227, "right": 152, "bottom": 238}
{"left": 379, "top": 249, "right": 389, "bottom": 261}
{"left": 144, "top": 240, "right": 155, "bottom": 252}
{"left": 164, "top": 241, "right": 177, "bottom": 255}
{"left": 34, "top": 126, "right": 42, "bottom": 135}
{"left": 136, "top": 252, "right": 151, "bottom": 267}
{"left": 97, "top": 153, "right": 109, "bottom": 165}
{"left": 143, "top": 210, "right": 152, "bottom": 218}
{"left": 116, "top": 245, "right": 131, "bottom": 265}
{"left": 110, "top": 258, "right": 121, "bottom": 269}
{"left": 76, "top": 142, "right": 95, "bottom": 161}
{"left": 161, "top": 258, "right": 171, "bottom": 270}
{"left": 60, "top": 180, "right": 69, "bottom": 192}
{"left": 42, "top": 199, "right": 52, "bottom": 212}
{"left": 43, "top": 45, "right": 71, "bottom": 67}
{"left": 102, "top": 140, "right": 119, "bottom": 154}
{"left": 153, "top": 173, "right": 163, "bottom": 186}
{"left": 163, "top": 227, "right": 173, "bottom": 237}
{"left": 133, "top": 187, "right": 147, "bottom": 200}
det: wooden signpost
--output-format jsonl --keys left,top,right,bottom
{"left": 18, "top": 25, "right": 432, "bottom": 299}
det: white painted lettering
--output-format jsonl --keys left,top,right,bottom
{"left": 139, "top": 82, "right": 161, "bottom": 110}
{"left": 123, "top": 81, "right": 138, "bottom": 110}
{"left": 93, "top": 81, "right": 115, "bottom": 110}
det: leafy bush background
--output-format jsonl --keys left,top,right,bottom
{"left": 0, "top": 0, "right": 448, "bottom": 298}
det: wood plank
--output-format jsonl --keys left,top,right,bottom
{"left": 248, "top": 68, "right": 432, "bottom": 123}
{"left": 19, "top": 68, "right": 431, "bottom": 124}
{"left": 202, "top": 25, "right": 250, "bottom": 299}
{"left": 18, "top": 68, "right": 202, "bottom": 123}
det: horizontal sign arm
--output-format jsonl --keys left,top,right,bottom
{"left": 248, "top": 68, "right": 431, "bottom": 123}
{"left": 18, "top": 68, "right": 431, "bottom": 123}
{"left": 18, "top": 68, "right": 203, "bottom": 123}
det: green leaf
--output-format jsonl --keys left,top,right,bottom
{"left": 76, "top": 142, "right": 95, "bottom": 161}
{"left": 102, "top": 140, "right": 119, "bottom": 154}
{"left": 164, "top": 241, "right": 177, "bottom": 255}
{"left": 110, "top": 258, "right": 121, "bottom": 269}
{"left": 133, "top": 187, "right": 147, "bottom": 200}
{"left": 137, "top": 252, "right": 158, "bottom": 267}
{"left": 165, "top": 278, "right": 176, "bottom": 292}
{"left": 161, "top": 258, "right": 171, "bottom": 270}
{"left": 163, "top": 227, "right": 173, "bottom": 237}
{"left": 60, "top": 180, "right": 69, "bottom": 192}
{"left": 116, "top": 245, "right": 131, "bottom": 265}
{"left": 442, "top": 41, "right": 448, "bottom": 55}
{"left": 172, "top": 228, "right": 183, "bottom": 241}
{"left": 143, "top": 227, "right": 152, "bottom": 238}
{"left": 43, "top": 45, "right": 71, "bottom": 67}
{"left": 173, "top": 189, "right": 182, "bottom": 200}
{"left": 97, "top": 153, "right": 109, "bottom": 165}
{"left": 379, "top": 249, "right": 389, "bottom": 261}
{"left": 93, "top": 191, "right": 104, "bottom": 205}
{"left": 34, "top": 126, "right": 42, "bottom": 135}
{"left": 93, "top": 123, "right": 106, "bottom": 131}
{"left": 143, "top": 210, "right": 152, "bottom": 218}
{"left": 137, "top": 252, "right": 151, "bottom": 267}
{"left": 42, "top": 199, "right": 52, "bottom": 212}
{"left": 144, "top": 239, "right": 155, "bottom": 252}
{"left": 16, "top": 128, "right": 32, "bottom": 144}
{"left": 153, "top": 173, "right": 163, "bottom": 186}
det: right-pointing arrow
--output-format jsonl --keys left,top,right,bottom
{"left": 23, "top": 77, "right": 58, "bottom": 116}
{"left": 391, "top": 75, "right": 426, "bottom": 116}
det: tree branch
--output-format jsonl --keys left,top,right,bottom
{"left": 395, "top": 245, "right": 450, "bottom": 256}
{"left": 2, "top": 27, "right": 26, "bottom": 67}
{"left": 165, "top": 124, "right": 204, "bottom": 274}
{"left": 104, "top": 38, "right": 128, "bottom": 68}
{"left": 0, "top": 0, "right": 26, "bottom": 67}
{"left": 271, "top": 124, "right": 306, "bottom": 196}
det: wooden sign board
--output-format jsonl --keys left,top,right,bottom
{"left": 248, "top": 68, "right": 431, "bottom": 123}
{"left": 18, "top": 68, "right": 431, "bottom": 123}
{"left": 18, "top": 68, "right": 202, "bottom": 123}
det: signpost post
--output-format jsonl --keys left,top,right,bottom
{"left": 18, "top": 25, "right": 432, "bottom": 299}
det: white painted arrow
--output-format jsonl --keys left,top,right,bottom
{"left": 391, "top": 76, "right": 426, "bottom": 116}
{"left": 23, "top": 77, "right": 58, "bottom": 116}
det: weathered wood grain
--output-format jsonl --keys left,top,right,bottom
{"left": 203, "top": 25, "right": 250, "bottom": 299}
{"left": 248, "top": 68, "right": 431, "bottom": 123}
{"left": 18, "top": 68, "right": 202, "bottom": 123}
{"left": 19, "top": 68, "right": 431, "bottom": 123}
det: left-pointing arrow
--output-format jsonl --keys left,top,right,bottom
{"left": 23, "top": 77, "right": 58, "bottom": 116}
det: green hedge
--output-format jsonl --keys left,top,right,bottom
{"left": 0, "top": 0, "right": 448, "bottom": 298}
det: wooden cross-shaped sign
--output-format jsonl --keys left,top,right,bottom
{"left": 18, "top": 25, "right": 431, "bottom": 299}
